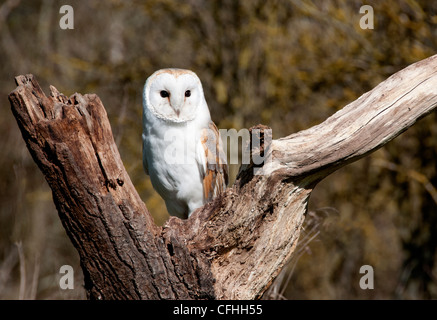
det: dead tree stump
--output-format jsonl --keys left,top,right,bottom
{"left": 8, "top": 54, "right": 437, "bottom": 299}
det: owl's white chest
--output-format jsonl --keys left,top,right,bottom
{"left": 142, "top": 116, "right": 206, "bottom": 217}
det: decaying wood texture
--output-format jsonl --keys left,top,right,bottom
{"left": 8, "top": 54, "right": 437, "bottom": 300}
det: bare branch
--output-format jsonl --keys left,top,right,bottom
{"left": 8, "top": 54, "right": 437, "bottom": 299}
{"left": 272, "top": 55, "right": 437, "bottom": 180}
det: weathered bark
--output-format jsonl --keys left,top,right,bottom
{"left": 8, "top": 54, "right": 437, "bottom": 300}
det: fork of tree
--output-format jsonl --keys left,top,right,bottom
{"left": 8, "top": 54, "right": 437, "bottom": 299}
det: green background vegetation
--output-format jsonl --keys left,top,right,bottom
{"left": 0, "top": 0, "right": 436, "bottom": 299}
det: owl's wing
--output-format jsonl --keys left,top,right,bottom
{"left": 199, "top": 122, "right": 228, "bottom": 202}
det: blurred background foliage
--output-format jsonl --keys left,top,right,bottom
{"left": 0, "top": 0, "right": 436, "bottom": 299}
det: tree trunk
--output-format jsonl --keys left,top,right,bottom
{"left": 8, "top": 54, "right": 437, "bottom": 300}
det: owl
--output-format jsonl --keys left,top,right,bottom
{"left": 142, "top": 68, "right": 228, "bottom": 219}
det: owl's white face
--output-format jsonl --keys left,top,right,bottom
{"left": 144, "top": 69, "right": 205, "bottom": 123}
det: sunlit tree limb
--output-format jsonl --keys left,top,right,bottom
{"left": 8, "top": 54, "right": 437, "bottom": 299}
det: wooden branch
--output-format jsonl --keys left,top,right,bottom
{"left": 272, "top": 55, "right": 437, "bottom": 179}
{"left": 8, "top": 54, "right": 437, "bottom": 300}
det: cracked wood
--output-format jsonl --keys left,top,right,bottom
{"left": 8, "top": 54, "right": 437, "bottom": 299}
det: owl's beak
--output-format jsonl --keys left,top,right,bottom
{"left": 170, "top": 96, "right": 182, "bottom": 117}
{"left": 171, "top": 105, "right": 181, "bottom": 117}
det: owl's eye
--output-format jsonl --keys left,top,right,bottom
{"left": 185, "top": 90, "right": 191, "bottom": 97}
{"left": 160, "top": 90, "right": 169, "bottom": 98}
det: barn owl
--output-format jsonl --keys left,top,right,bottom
{"left": 142, "top": 68, "right": 228, "bottom": 219}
